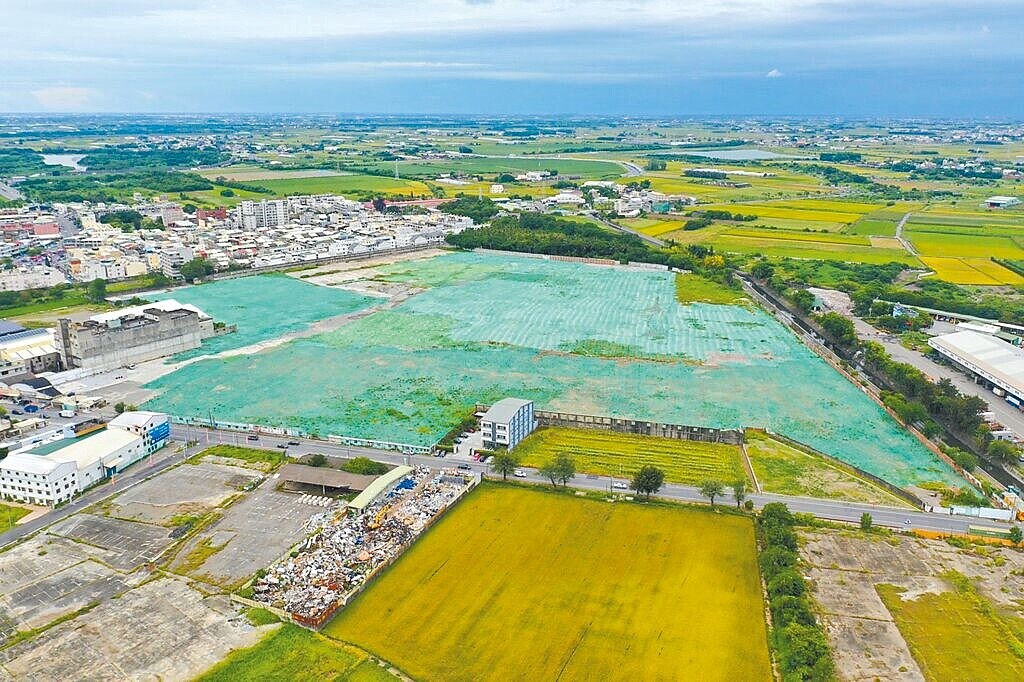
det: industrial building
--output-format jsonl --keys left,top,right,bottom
{"left": 0, "top": 412, "right": 169, "bottom": 506}
{"left": 0, "top": 322, "right": 61, "bottom": 379}
{"left": 929, "top": 331, "right": 1024, "bottom": 408}
{"left": 983, "top": 196, "right": 1021, "bottom": 209}
{"left": 56, "top": 300, "right": 215, "bottom": 372}
{"left": 480, "top": 398, "right": 536, "bottom": 451}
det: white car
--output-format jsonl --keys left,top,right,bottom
{"left": 612, "top": 482, "right": 628, "bottom": 490}
{"left": 513, "top": 469, "right": 528, "bottom": 478}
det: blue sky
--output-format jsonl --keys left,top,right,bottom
{"left": 1, "top": 1, "right": 1021, "bottom": 115}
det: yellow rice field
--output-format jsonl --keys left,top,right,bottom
{"left": 325, "top": 484, "right": 772, "bottom": 682}
{"left": 919, "top": 257, "right": 1024, "bottom": 285}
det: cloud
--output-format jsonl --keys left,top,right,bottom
{"left": 765, "top": 68, "right": 783, "bottom": 78}
{"left": 30, "top": 86, "right": 96, "bottom": 110}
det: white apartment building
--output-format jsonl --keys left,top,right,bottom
{"left": 236, "top": 199, "right": 288, "bottom": 230}
{"left": 480, "top": 398, "right": 536, "bottom": 451}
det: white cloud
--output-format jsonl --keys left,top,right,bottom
{"left": 766, "top": 68, "right": 783, "bottom": 78}
{"left": 30, "top": 86, "right": 96, "bottom": 110}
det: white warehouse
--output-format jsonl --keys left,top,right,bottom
{"left": 0, "top": 412, "right": 169, "bottom": 506}
{"left": 480, "top": 398, "right": 536, "bottom": 451}
{"left": 929, "top": 331, "right": 1024, "bottom": 408}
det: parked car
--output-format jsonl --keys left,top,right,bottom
{"left": 513, "top": 469, "right": 527, "bottom": 478}
{"left": 457, "top": 463, "right": 472, "bottom": 471}
{"left": 11, "top": 409, "right": 22, "bottom": 415}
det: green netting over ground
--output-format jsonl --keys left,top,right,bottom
{"left": 144, "top": 252, "right": 960, "bottom": 487}
{"left": 147, "top": 274, "right": 377, "bottom": 360}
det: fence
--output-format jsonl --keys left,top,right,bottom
{"left": 531, "top": 409, "right": 744, "bottom": 444}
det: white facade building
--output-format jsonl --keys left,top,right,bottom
{"left": 480, "top": 398, "right": 536, "bottom": 451}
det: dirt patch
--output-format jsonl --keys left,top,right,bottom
{"left": 800, "top": 530, "right": 1024, "bottom": 680}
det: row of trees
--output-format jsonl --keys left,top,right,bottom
{"left": 758, "top": 503, "right": 834, "bottom": 681}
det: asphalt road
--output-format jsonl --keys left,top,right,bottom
{"left": 172, "top": 426, "right": 1019, "bottom": 535}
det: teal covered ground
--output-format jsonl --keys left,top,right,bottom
{"left": 144, "top": 252, "right": 959, "bottom": 486}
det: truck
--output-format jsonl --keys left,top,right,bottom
{"left": 993, "top": 387, "right": 1006, "bottom": 397}
{"left": 59, "top": 409, "right": 76, "bottom": 418}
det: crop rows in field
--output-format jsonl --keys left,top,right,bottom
{"left": 722, "top": 228, "right": 870, "bottom": 245}
{"left": 919, "top": 257, "right": 1024, "bottom": 285}
{"left": 515, "top": 427, "right": 747, "bottom": 484}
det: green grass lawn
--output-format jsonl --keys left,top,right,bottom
{"left": 516, "top": 426, "right": 748, "bottom": 486}
{"left": 324, "top": 484, "right": 771, "bottom": 682}
{"left": 877, "top": 572, "right": 1024, "bottom": 681}
{"left": 195, "top": 624, "right": 387, "bottom": 681}
{"left": 0, "top": 504, "right": 30, "bottom": 534}
{"left": 744, "top": 431, "right": 913, "bottom": 506}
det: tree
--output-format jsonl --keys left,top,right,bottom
{"left": 0, "top": 406, "right": 6, "bottom": 417}
{"left": 750, "top": 260, "right": 774, "bottom": 280}
{"left": 342, "top": 456, "right": 388, "bottom": 475}
{"left": 1009, "top": 525, "right": 1023, "bottom": 546}
{"left": 458, "top": 145, "right": 473, "bottom": 154}
{"left": 759, "top": 546, "right": 797, "bottom": 579}
{"left": 698, "top": 479, "right": 724, "bottom": 506}
{"left": 859, "top": 512, "right": 873, "bottom": 531}
{"left": 308, "top": 454, "right": 328, "bottom": 467}
{"left": 539, "top": 454, "right": 575, "bottom": 488}
{"left": 87, "top": 278, "right": 107, "bottom": 303}
{"left": 987, "top": 439, "right": 1020, "bottom": 463}
{"left": 816, "top": 311, "right": 857, "bottom": 348}
{"left": 768, "top": 569, "right": 806, "bottom": 598}
{"left": 732, "top": 479, "right": 747, "bottom": 508}
{"left": 491, "top": 451, "right": 518, "bottom": 481}
{"left": 179, "top": 257, "right": 215, "bottom": 282}
{"left": 631, "top": 465, "right": 665, "bottom": 499}
{"left": 114, "top": 401, "right": 126, "bottom": 414}
{"left": 788, "top": 288, "right": 815, "bottom": 313}
{"left": 644, "top": 158, "right": 667, "bottom": 171}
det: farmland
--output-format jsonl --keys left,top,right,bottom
{"left": 515, "top": 426, "right": 748, "bottom": 485}
{"left": 324, "top": 484, "right": 772, "bottom": 682}
{"left": 876, "top": 574, "right": 1024, "bottom": 681}
{"left": 919, "top": 256, "right": 1024, "bottom": 285}
{"left": 674, "top": 272, "right": 750, "bottom": 305}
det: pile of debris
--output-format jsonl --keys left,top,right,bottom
{"left": 251, "top": 466, "right": 471, "bottom": 620}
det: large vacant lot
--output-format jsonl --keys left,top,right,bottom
{"left": 325, "top": 484, "right": 771, "bottom": 681}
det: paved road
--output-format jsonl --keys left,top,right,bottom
{"left": 594, "top": 215, "right": 665, "bottom": 247}
{"left": 171, "top": 426, "right": 1019, "bottom": 535}
{"left": 894, "top": 211, "right": 919, "bottom": 256}
{"left": 620, "top": 161, "right": 643, "bottom": 177}
{"left": 0, "top": 182, "right": 22, "bottom": 201}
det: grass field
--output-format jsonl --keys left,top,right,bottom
{"left": 515, "top": 427, "right": 748, "bottom": 485}
{"left": 708, "top": 232, "right": 920, "bottom": 265}
{"left": 675, "top": 272, "right": 750, "bottom": 305}
{"left": 744, "top": 432, "right": 913, "bottom": 507}
{"left": 325, "top": 484, "right": 772, "bottom": 682}
{"left": 193, "top": 444, "right": 287, "bottom": 471}
{"left": 877, "top": 573, "right": 1024, "bottom": 681}
{"left": 0, "top": 504, "right": 30, "bottom": 534}
{"left": 196, "top": 624, "right": 393, "bottom": 682}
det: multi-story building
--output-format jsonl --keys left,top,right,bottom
{"left": 236, "top": 199, "right": 288, "bottom": 230}
{"left": 480, "top": 398, "right": 536, "bottom": 451}
{"left": 57, "top": 300, "right": 214, "bottom": 372}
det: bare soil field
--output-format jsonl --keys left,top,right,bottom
{"left": 801, "top": 530, "right": 1024, "bottom": 681}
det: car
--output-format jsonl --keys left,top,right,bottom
{"left": 246, "top": 434, "right": 259, "bottom": 441}
{"left": 288, "top": 440, "right": 300, "bottom": 446}
{"left": 276, "top": 444, "right": 288, "bottom": 449}
{"left": 612, "top": 482, "right": 628, "bottom": 490}
{"left": 903, "top": 519, "right": 912, "bottom": 525}
{"left": 513, "top": 469, "right": 527, "bottom": 478}
{"left": 11, "top": 409, "right": 22, "bottom": 415}
{"left": 457, "top": 463, "right": 472, "bottom": 471}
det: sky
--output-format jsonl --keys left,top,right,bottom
{"left": 0, "top": 0, "right": 1022, "bottom": 116}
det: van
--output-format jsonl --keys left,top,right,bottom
{"left": 59, "top": 410, "right": 76, "bottom": 418}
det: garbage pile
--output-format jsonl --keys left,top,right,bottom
{"left": 251, "top": 466, "right": 471, "bottom": 620}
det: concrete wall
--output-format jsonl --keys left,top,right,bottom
{"left": 532, "top": 409, "right": 743, "bottom": 445}
{"left": 63, "top": 310, "right": 205, "bottom": 371}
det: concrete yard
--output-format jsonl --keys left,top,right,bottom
{"left": 801, "top": 530, "right": 1024, "bottom": 681}
{"left": 106, "top": 460, "right": 261, "bottom": 524}
{"left": 170, "top": 480, "right": 319, "bottom": 587}
{"left": 0, "top": 578, "right": 264, "bottom": 682}
{"left": 48, "top": 514, "right": 176, "bottom": 570}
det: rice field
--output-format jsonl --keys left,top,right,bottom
{"left": 324, "top": 484, "right": 772, "bottom": 682}
{"left": 515, "top": 427, "right": 748, "bottom": 485}
{"left": 710, "top": 232, "right": 919, "bottom": 265}
{"left": 701, "top": 202, "right": 867, "bottom": 224}
{"left": 919, "top": 257, "right": 1024, "bottom": 285}
{"left": 908, "top": 232, "right": 1024, "bottom": 260}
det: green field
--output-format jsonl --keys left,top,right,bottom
{"left": 196, "top": 624, "right": 393, "bottom": 682}
{"left": 0, "top": 504, "right": 30, "bottom": 534}
{"left": 516, "top": 427, "right": 748, "bottom": 487}
{"left": 674, "top": 272, "right": 751, "bottom": 305}
{"left": 325, "top": 484, "right": 772, "bottom": 682}
{"left": 193, "top": 444, "right": 287, "bottom": 471}
{"left": 877, "top": 573, "right": 1024, "bottom": 681}
{"left": 744, "top": 431, "right": 913, "bottom": 506}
